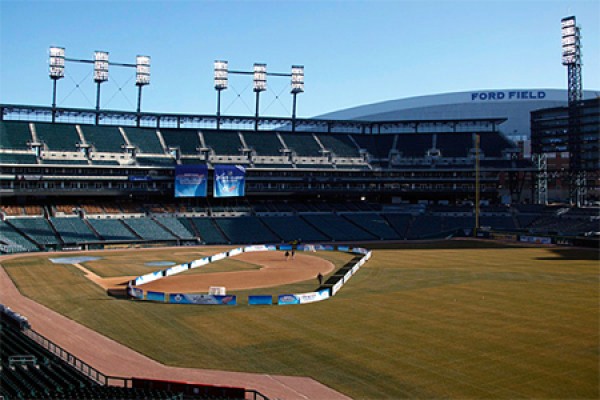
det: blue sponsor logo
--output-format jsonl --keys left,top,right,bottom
{"left": 471, "top": 91, "right": 546, "bottom": 101}
{"left": 278, "top": 294, "right": 300, "bottom": 305}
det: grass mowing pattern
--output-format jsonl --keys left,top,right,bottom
{"left": 2, "top": 243, "right": 598, "bottom": 399}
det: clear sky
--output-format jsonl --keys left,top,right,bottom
{"left": 1, "top": 0, "right": 598, "bottom": 118}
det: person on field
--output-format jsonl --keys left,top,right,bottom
{"left": 317, "top": 272, "right": 323, "bottom": 286}
{"left": 285, "top": 250, "right": 289, "bottom": 261}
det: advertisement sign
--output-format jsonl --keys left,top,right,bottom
{"left": 169, "top": 293, "right": 236, "bottom": 305}
{"left": 244, "top": 245, "right": 270, "bottom": 253}
{"left": 135, "top": 270, "right": 163, "bottom": 286}
{"left": 278, "top": 294, "right": 300, "bottom": 305}
{"left": 174, "top": 165, "right": 208, "bottom": 198}
{"left": 211, "top": 252, "right": 227, "bottom": 262}
{"left": 520, "top": 235, "right": 552, "bottom": 245}
{"left": 296, "top": 289, "right": 330, "bottom": 304}
{"left": 128, "top": 287, "right": 144, "bottom": 299}
{"left": 190, "top": 257, "right": 210, "bottom": 269}
{"left": 248, "top": 295, "right": 273, "bottom": 305}
{"left": 146, "top": 291, "right": 166, "bottom": 302}
{"left": 337, "top": 246, "right": 350, "bottom": 252}
{"left": 165, "top": 264, "right": 187, "bottom": 277}
{"left": 332, "top": 280, "right": 344, "bottom": 296}
{"left": 343, "top": 270, "right": 353, "bottom": 284}
{"left": 214, "top": 165, "right": 246, "bottom": 198}
{"left": 228, "top": 248, "right": 244, "bottom": 257}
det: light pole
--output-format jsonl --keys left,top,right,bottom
{"left": 93, "top": 51, "right": 109, "bottom": 125}
{"left": 253, "top": 63, "right": 267, "bottom": 131}
{"left": 214, "top": 60, "right": 228, "bottom": 130}
{"left": 291, "top": 65, "right": 304, "bottom": 132}
{"left": 48, "top": 47, "right": 65, "bottom": 123}
{"left": 135, "top": 55, "right": 151, "bottom": 127}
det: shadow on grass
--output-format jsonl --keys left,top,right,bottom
{"left": 536, "top": 248, "right": 600, "bottom": 261}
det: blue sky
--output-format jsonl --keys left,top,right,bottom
{"left": 1, "top": 0, "right": 598, "bottom": 118}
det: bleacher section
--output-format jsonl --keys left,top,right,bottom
{"left": 280, "top": 132, "right": 322, "bottom": 156}
{"left": 259, "top": 216, "right": 329, "bottom": 242}
{"left": 214, "top": 217, "right": 280, "bottom": 244}
{"left": 382, "top": 214, "right": 411, "bottom": 238}
{"left": 353, "top": 134, "right": 394, "bottom": 159}
{"left": 87, "top": 219, "right": 140, "bottom": 241}
{"left": 8, "top": 218, "right": 60, "bottom": 246}
{"left": 190, "top": 218, "right": 228, "bottom": 244}
{"left": 0, "top": 121, "right": 33, "bottom": 150}
{"left": 154, "top": 217, "right": 196, "bottom": 240}
{"left": 50, "top": 217, "right": 99, "bottom": 243}
{"left": 122, "top": 218, "right": 177, "bottom": 241}
{"left": 35, "top": 122, "right": 80, "bottom": 152}
{"left": 301, "top": 214, "right": 376, "bottom": 241}
{"left": 160, "top": 129, "right": 201, "bottom": 155}
{"left": 0, "top": 220, "right": 39, "bottom": 253}
{"left": 123, "top": 127, "right": 165, "bottom": 154}
{"left": 79, "top": 125, "right": 126, "bottom": 153}
{"left": 203, "top": 130, "right": 243, "bottom": 155}
{"left": 317, "top": 134, "right": 360, "bottom": 157}
{"left": 342, "top": 214, "right": 401, "bottom": 240}
{"left": 406, "top": 215, "right": 445, "bottom": 239}
{"left": 242, "top": 131, "right": 283, "bottom": 156}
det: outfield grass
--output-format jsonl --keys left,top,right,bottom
{"left": 2, "top": 242, "right": 598, "bottom": 399}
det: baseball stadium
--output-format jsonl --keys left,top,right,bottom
{"left": 1, "top": 23, "right": 600, "bottom": 400}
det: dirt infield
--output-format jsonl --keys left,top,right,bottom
{"left": 0, "top": 249, "right": 349, "bottom": 400}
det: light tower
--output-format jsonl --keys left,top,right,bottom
{"left": 291, "top": 65, "right": 304, "bottom": 132}
{"left": 561, "top": 15, "right": 585, "bottom": 206}
{"left": 135, "top": 55, "right": 151, "bottom": 127}
{"left": 214, "top": 60, "right": 228, "bottom": 130}
{"left": 93, "top": 51, "right": 109, "bottom": 124}
{"left": 253, "top": 63, "right": 267, "bottom": 131}
{"left": 48, "top": 47, "right": 65, "bottom": 123}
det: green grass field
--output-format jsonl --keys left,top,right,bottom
{"left": 2, "top": 241, "right": 598, "bottom": 399}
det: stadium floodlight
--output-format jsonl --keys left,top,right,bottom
{"left": 291, "top": 65, "right": 304, "bottom": 132}
{"left": 253, "top": 63, "right": 267, "bottom": 92}
{"left": 49, "top": 46, "right": 65, "bottom": 80}
{"left": 94, "top": 51, "right": 109, "bottom": 82}
{"left": 253, "top": 63, "right": 267, "bottom": 130}
{"left": 214, "top": 60, "right": 228, "bottom": 90}
{"left": 291, "top": 65, "right": 304, "bottom": 94}
{"left": 136, "top": 55, "right": 151, "bottom": 86}
{"left": 561, "top": 16, "right": 580, "bottom": 66}
{"left": 49, "top": 46, "right": 65, "bottom": 122}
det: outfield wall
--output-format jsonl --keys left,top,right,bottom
{"left": 129, "top": 244, "right": 371, "bottom": 306}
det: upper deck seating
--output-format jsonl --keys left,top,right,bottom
{"left": 0, "top": 152, "right": 38, "bottom": 164}
{"left": 317, "top": 134, "right": 360, "bottom": 157}
{"left": 395, "top": 134, "right": 433, "bottom": 158}
{"left": 242, "top": 131, "right": 282, "bottom": 156}
{"left": 437, "top": 132, "right": 473, "bottom": 158}
{"left": 352, "top": 134, "right": 394, "bottom": 159}
{"left": 123, "top": 127, "right": 164, "bottom": 154}
{"left": 280, "top": 132, "right": 322, "bottom": 156}
{"left": 203, "top": 130, "right": 243, "bottom": 155}
{"left": 35, "top": 122, "right": 80, "bottom": 151}
{"left": 79, "top": 125, "right": 125, "bottom": 153}
{"left": 0, "top": 121, "right": 33, "bottom": 150}
{"left": 480, "top": 132, "right": 515, "bottom": 157}
{"left": 160, "top": 129, "right": 201, "bottom": 155}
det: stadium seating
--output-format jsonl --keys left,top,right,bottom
{"left": 259, "top": 216, "right": 329, "bottom": 242}
{"left": 479, "top": 216, "right": 516, "bottom": 230}
{"left": 160, "top": 129, "right": 201, "bottom": 155}
{"left": 136, "top": 156, "right": 176, "bottom": 166}
{"left": 34, "top": 122, "right": 80, "bottom": 151}
{"left": 122, "top": 218, "right": 177, "bottom": 241}
{"left": 0, "top": 121, "right": 34, "bottom": 150}
{"left": 380, "top": 213, "right": 411, "bottom": 238}
{"left": 87, "top": 219, "right": 140, "bottom": 241}
{"left": 352, "top": 134, "right": 394, "bottom": 160}
{"left": 280, "top": 132, "right": 323, "bottom": 156}
{"left": 122, "top": 127, "right": 165, "bottom": 154}
{"left": 8, "top": 218, "right": 61, "bottom": 246}
{"left": 301, "top": 214, "right": 376, "bottom": 241}
{"left": 153, "top": 217, "right": 196, "bottom": 240}
{"left": 480, "top": 132, "right": 515, "bottom": 157}
{"left": 189, "top": 217, "right": 228, "bottom": 244}
{"left": 214, "top": 217, "right": 280, "bottom": 244}
{"left": 79, "top": 125, "right": 126, "bottom": 153}
{"left": 242, "top": 131, "right": 283, "bottom": 156}
{"left": 395, "top": 134, "right": 433, "bottom": 158}
{"left": 0, "top": 152, "right": 38, "bottom": 164}
{"left": 436, "top": 132, "right": 473, "bottom": 158}
{"left": 342, "top": 214, "right": 401, "bottom": 240}
{"left": 406, "top": 215, "right": 446, "bottom": 239}
{"left": 0, "top": 220, "right": 39, "bottom": 253}
{"left": 50, "top": 217, "right": 99, "bottom": 243}
{"left": 317, "top": 134, "right": 361, "bottom": 157}
{"left": 203, "top": 130, "right": 243, "bottom": 155}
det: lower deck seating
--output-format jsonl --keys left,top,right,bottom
{"left": 87, "top": 219, "right": 140, "bottom": 241}
{"left": 259, "top": 216, "right": 329, "bottom": 242}
{"left": 122, "top": 218, "right": 177, "bottom": 241}
{"left": 0, "top": 221, "right": 39, "bottom": 253}
{"left": 214, "top": 217, "right": 280, "bottom": 244}
{"left": 50, "top": 217, "right": 99, "bottom": 243}
{"left": 301, "top": 214, "right": 376, "bottom": 241}
{"left": 8, "top": 218, "right": 60, "bottom": 246}
{"left": 189, "top": 218, "right": 228, "bottom": 244}
{"left": 154, "top": 217, "right": 196, "bottom": 240}
{"left": 342, "top": 214, "right": 401, "bottom": 240}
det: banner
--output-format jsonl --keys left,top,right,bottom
{"left": 147, "top": 291, "right": 166, "bottom": 302}
{"left": 278, "top": 294, "right": 300, "bottom": 305}
{"left": 214, "top": 165, "right": 245, "bottom": 198}
{"left": 520, "top": 235, "right": 552, "bottom": 245}
{"left": 169, "top": 293, "right": 237, "bottom": 305}
{"left": 175, "top": 165, "right": 208, "bottom": 198}
{"left": 249, "top": 295, "right": 273, "bottom": 305}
